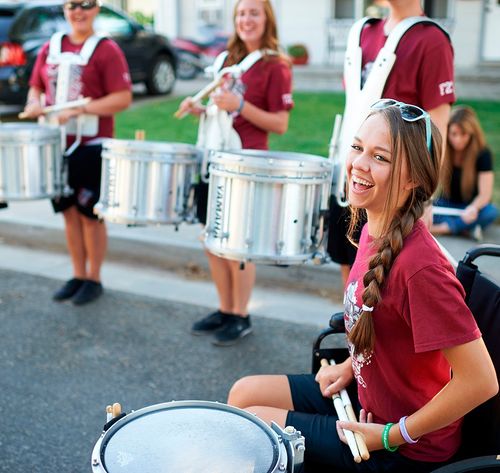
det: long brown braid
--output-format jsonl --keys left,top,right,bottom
{"left": 347, "top": 107, "right": 442, "bottom": 355}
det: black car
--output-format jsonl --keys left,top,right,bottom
{"left": 0, "top": 0, "right": 177, "bottom": 111}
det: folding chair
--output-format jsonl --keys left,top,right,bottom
{"left": 311, "top": 244, "right": 500, "bottom": 472}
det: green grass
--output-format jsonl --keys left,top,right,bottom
{"left": 116, "top": 92, "right": 500, "bottom": 207}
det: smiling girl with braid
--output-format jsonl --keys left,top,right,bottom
{"left": 226, "top": 102, "right": 498, "bottom": 473}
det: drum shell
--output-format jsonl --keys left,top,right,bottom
{"left": 205, "top": 150, "right": 332, "bottom": 264}
{"left": 0, "top": 123, "right": 62, "bottom": 200}
{"left": 96, "top": 140, "right": 202, "bottom": 225}
{"left": 91, "top": 400, "right": 291, "bottom": 473}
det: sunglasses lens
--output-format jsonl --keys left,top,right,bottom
{"left": 400, "top": 105, "right": 423, "bottom": 121}
{"left": 65, "top": 1, "right": 96, "bottom": 9}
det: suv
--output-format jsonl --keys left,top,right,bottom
{"left": 0, "top": 0, "right": 177, "bottom": 111}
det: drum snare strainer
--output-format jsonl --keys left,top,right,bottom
{"left": 91, "top": 400, "right": 305, "bottom": 473}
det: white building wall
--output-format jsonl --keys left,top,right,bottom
{"left": 451, "top": 0, "right": 482, "bottom": 68}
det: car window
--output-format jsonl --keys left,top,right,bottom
{"left": 95, "top": 7, "right": 133, "bottom": 37}
{"left": 12, "top": 6, "right": 68, "bottom": 40}
{"left": 0, "top": 9, "right": 16, "bottom": 42}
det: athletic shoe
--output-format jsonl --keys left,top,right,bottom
{"left": 52, "top": 278, "right": 85, "bottom": 301}
{"left": 472, "top": 225, "right": 483, "bottom": 242}
{"left": 191, "top": 310, "right": 229, "bottom": 335}
{"left": 72, "top": 280, "right": 103, "bottom": 306}
{"left": 212, "top": 315, "right": 252, "bottom": 346}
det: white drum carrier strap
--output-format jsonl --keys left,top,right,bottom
{"left": 45, "top": 32, "right": 102, "bottom": 147}
{"left": 333, "top": 16, "right": 444, "bottom": 203}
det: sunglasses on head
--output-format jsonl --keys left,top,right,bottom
{"left": 64, "top": 1, "right": 98, "bottom": 10}
{"left": 371, "top": 99, "right": 432, "bottom": 151}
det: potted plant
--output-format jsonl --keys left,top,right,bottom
{"left": 287, "top": 43, "right": 309, "bottom": 65}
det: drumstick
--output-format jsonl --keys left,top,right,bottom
{"left": 431, "top": 206, "right": 464, "bottom": 217}
{"left": 106, "top": 405, "right": 112, "bottom": 423}
{"left": 18, "top": 97, "right": 91, "bottom": 119}
{"left": 327, "top": 359, "right": 370, "bottom": 460}
{"left": 320, "top": 359, "right": 362, "bottom": 463}
{"left": 112, "top": 402, "right": 122, "bottom": 418}
{"left": 135, "top": 129, "right": 146, "bottom": 141}
{"left": 174, "top": 77, "right": 224, "bottom": 119}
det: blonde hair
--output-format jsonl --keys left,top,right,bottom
{"left": 347, "top": 107, "right": 442, "bottom": 355}
{"left": 226, "top": 0, "right": 280, "bottom": 65}
{"left": 441, "top": 106, "right": 487, "bottom": 201}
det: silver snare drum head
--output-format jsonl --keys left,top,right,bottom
{"left": 91, "top": 401, "right": 289, "bottom": 473}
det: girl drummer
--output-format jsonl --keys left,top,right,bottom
{"left": 178, "top": 0, "right": 294, "bottom": 346}
{"left": 226, "top": 102, "right": 498, "bottom": 471}
{"left": 23, "top": 0, "right": 132, "bottom": 305}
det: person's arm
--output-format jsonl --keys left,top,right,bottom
{"left": 338, "top": 338, "right": 498, "bottom": 451}
{"left": 210, "top": 89, "right": 289, "bottom": 135}
{"left": 428, "top": 103, "right": 451, "bottom": 162}
{"left": 461, "top": 171, "right": 495, "bottom": 224}
{"left": 22, "top": 87, "right": 44, "bottom": 118}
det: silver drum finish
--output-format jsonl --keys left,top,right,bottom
{"left": 205, "top": 150, "right": 332, "bottom": 264}
{"left": 97, "top": 140, "right": 201, "bottom": 225}
{"left": 91, "top": 401, "right": 291, "bottom": 473}
{"left": 0, "top": 123, "right": 62, "bottom": 200}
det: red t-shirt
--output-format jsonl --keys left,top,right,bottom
{"left": 360, "top": 20, "right": 456, "bottom": 111}
{"left": 345, "top": 220, "right": 480, "bottom": 462}
{"left": 30, "top": 36, "right": 131, "bottom": 145}
{"left": 231, "top": 56, "right": 293, "bottom": 150}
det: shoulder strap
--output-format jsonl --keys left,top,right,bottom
{"left": 46, "top": 32, "right": 104, "bottom": 65}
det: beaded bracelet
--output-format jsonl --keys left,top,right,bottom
{"left": 382, "top": 423, "right": 399, "bottom": 452}
{"left": 399, "top": 416, "right": 419, "bottom": 444}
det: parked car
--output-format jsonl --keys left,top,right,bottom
{"left": 0, "top": 0, "right": 177, "bottom": 110}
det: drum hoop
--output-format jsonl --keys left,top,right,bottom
{"left": 209, "top": 167, "right": 330, "bottom": 185}
{"left": 0, "top": 124, "right": 61, "bottom": 143}
{"left": 95, "top": 400, "right": 283, "bottom": 472}
{"left": 101, "top": 150, "right": 201, "bottom": 165}
{"left": 214, "top": 149, "right": 330, "bottom": 164}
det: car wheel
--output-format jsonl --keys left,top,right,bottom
{"left": 176, "top": 51, "right": 200, "bottom": 80}
{"left": 146, "top": 55, "right": 175, "bottom": 95}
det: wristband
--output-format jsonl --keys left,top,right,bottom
{"left": 382, "top": 423, "right": 398, "bottom": 452}
{"left": 399, "top": 416, "right": 419, "bottom": 444}
{"left": 235, "top": 97, "right": 244, "bottom": 115}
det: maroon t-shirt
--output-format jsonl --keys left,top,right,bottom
{"left": 360, "top": 20, "right": 456, "bottom": 111}
{"left": 231, "top": 56, "right": 293, "bottom": 150}
{"left": 345, "top": 220, "right": 480, "bottom": 462}
{"left": 30, "top": 36, "right": 131, "bottom": 146}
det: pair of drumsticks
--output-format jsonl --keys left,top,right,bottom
{"left": 106, "top": 403, "right": 122, "bottom": 422}
{"left": 320, "top": 358, "right": 370, "bottom": 463}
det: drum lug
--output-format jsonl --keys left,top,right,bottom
{"left": 276, "top": 240, "right": 284, "bottom": 254}
{"left": 92, "top": 457, "right": 100, "bottom": 468}
{"left": 271, "top": 422, "right": 305, "bottom": 473}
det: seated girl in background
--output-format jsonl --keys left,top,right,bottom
{"left": 226, "top": 102, "right": 498, "bottom": 473}
{"left": 431, "top": 105, "right": 498, "bottom": 240}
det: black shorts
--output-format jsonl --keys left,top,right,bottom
{"left": 51, "top": 145, "right": 102, "bottom": 220}
{"left": 285, "top": 374, "right": 445, "bottom": 473}
{"left": 195, "top": 181, "right": 209, "bottom": 225}
{"left": 326, "top": 197, "right": 364, "bottom": 266}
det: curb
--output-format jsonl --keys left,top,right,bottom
{"left": 0, "top": 220, "right": 344, "bottom": 300}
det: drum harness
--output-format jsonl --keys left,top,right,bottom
{"left": 45, "top": 31, "right": 102, "bottom": 157}
{"left": 329, "top": 16, "right": 449, "bottom": 206}
{"left": 197, "top": 48, "right": 278, "bottom": 180}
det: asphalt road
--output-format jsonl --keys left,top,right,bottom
{"left": 0, "top": 268, "right": 329, "bottom": 473}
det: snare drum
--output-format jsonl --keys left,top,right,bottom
{"left": 91, "top": 401, "right": 304, "bottom": 473}
{"left": 0, "top": 123, "right": 62, "bottom": 200}
{"left": 96, "top": 140, "right": 201, "bottom": 225}
{"left": 205, "top": 150, "right": 332, "bottom": 264}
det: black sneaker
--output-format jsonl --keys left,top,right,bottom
{"left": 53, "top": 278, "right": 85, "bottom": 301}
{"left": 191, "top": 310, "right": 229, "bottom": 335}
{"left": 72, "top": 280, "right": 103, "bottom": 306}
{"left": 212, "top": 315, "right": 252, "bottom": 346}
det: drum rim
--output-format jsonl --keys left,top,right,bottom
{"left": 95, "top": 400, "right": 283, "bottom": 472}
{"left": 0, "top": 123, "right": 61, "bottom": 140}
{"left": 103, "top": 138, "right": 201, "bottom": 155}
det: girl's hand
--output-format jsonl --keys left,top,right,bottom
{"left": 337, "top": 410, "right": 386, "bottom": 452}
{"left": 56, "top": 107, "right": 84, "bottom": 125}
{"left": 462, "top": 204, "right": 479, "bottom": 224}
{"left": 315, "top": 358, "right": 354, "bottom": 398}
{"left": 22, "top": 100, "right": 44, "bottom": 119}
{"left": 178, "top": 97, "right": 204, "bottom": 116}
{"left": 210, "top": 89, "right": 240, "bottom": 113}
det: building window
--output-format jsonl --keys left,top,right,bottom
{"left": 197, "top": 0, "right": 223, "bottom": 27}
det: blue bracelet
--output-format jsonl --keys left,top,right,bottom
{"left": 236, "top": 97, "right": 245, "bottom": 115}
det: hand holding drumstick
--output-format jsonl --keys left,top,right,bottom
{"left": 318, "top": 358, "right": 370, "bottom": 462}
